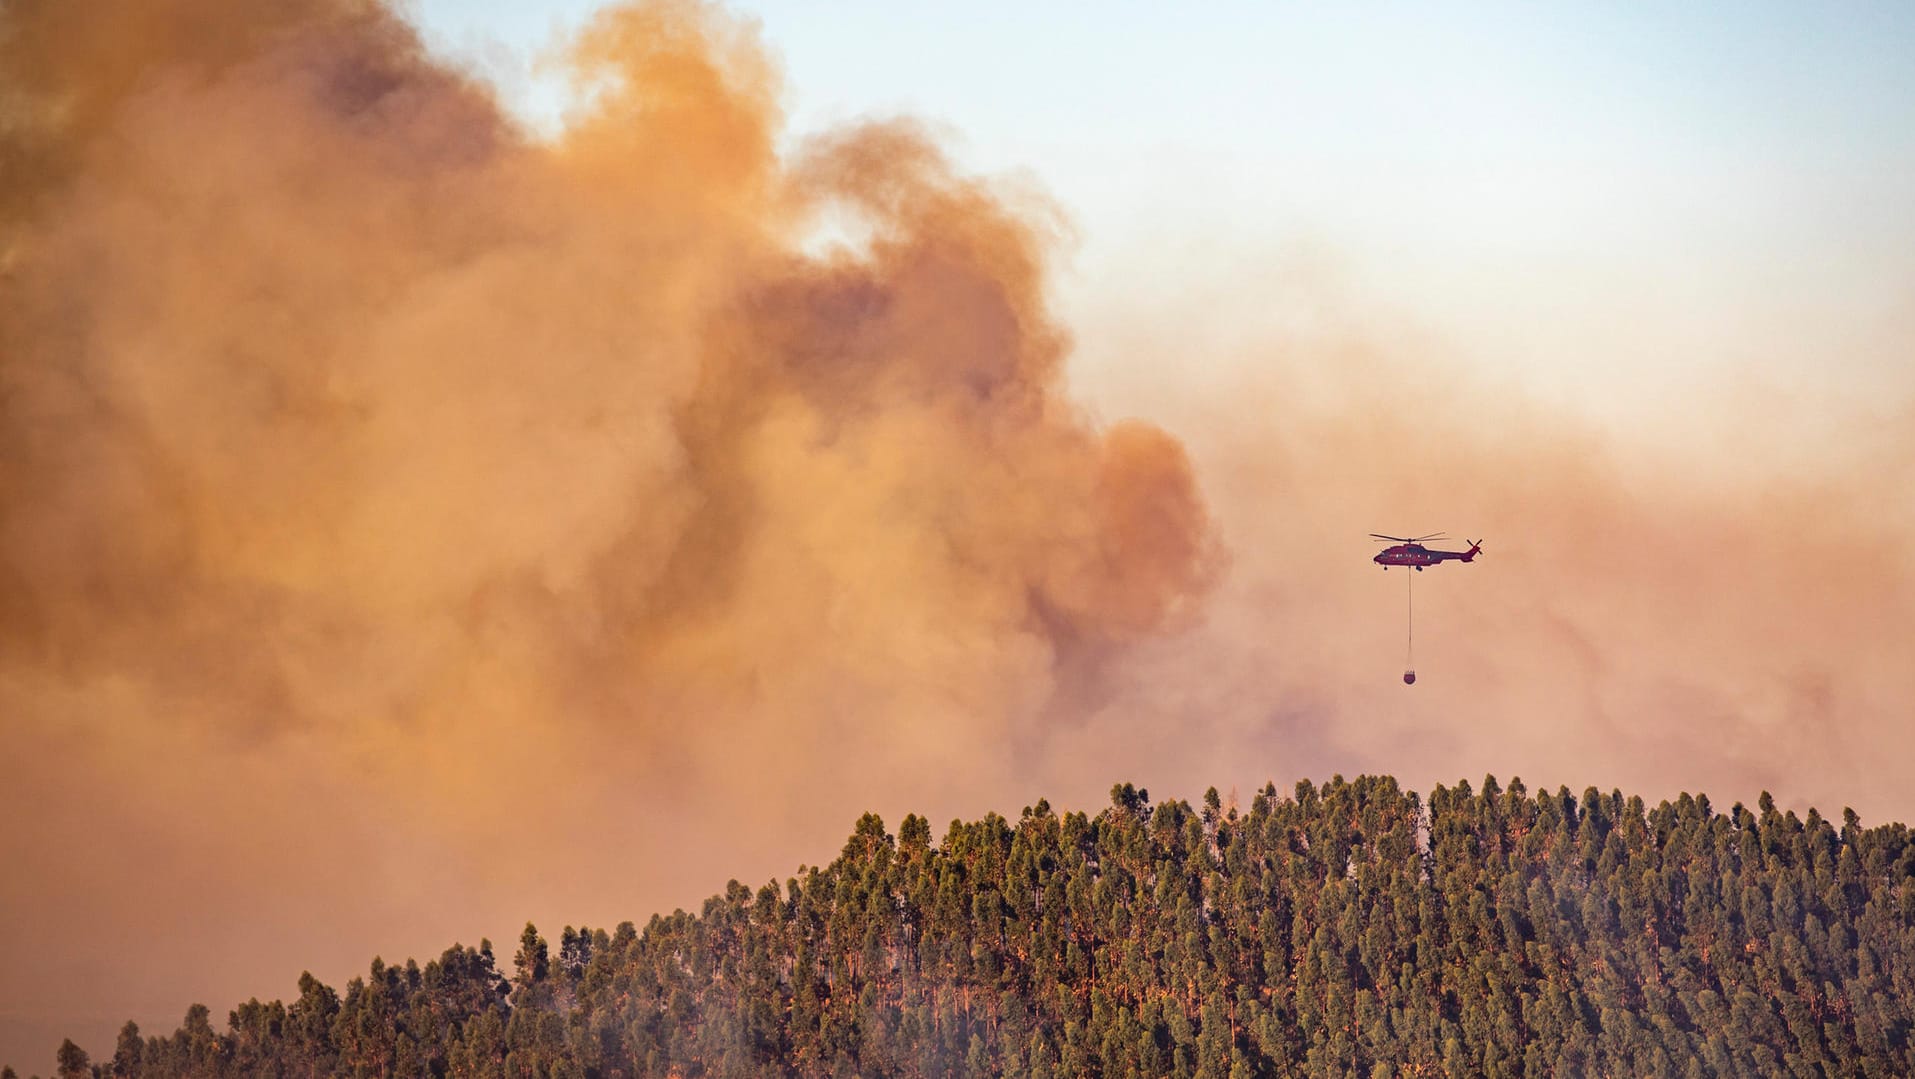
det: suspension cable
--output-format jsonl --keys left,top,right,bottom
{"left": 1406, "top": 569, "right": 1414, "bottom": 668}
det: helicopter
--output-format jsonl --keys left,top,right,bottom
{"left": 1370, "top": 532, "right": 1482, "bottom": 570}
{"left": 1371, "top": 532, "right": 1483, "bottom": 686}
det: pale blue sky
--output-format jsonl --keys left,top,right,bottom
{"left": 408, "top": 2, "right": 1915, "bottom": 431}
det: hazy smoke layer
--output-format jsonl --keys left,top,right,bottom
{"left": 0, "top": 0, "right": 1221, "bottom": 1062}
{"left": 1058, "top": 305, "right": 1915, "bottom": 832}
{"left": 4, "top": 0, "right": 1913, "bottom": 1070}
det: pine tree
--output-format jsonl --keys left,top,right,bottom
{"left": 54, "top": 1039, "right": 88, "bottom": 1079}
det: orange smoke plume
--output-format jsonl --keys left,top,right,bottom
{"left": 0, "top": 0, "right": 1215, "bottom": 1062}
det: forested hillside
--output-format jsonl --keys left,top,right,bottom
{"left": 24, "top": 776, "right": 1915, "bottom": 1078}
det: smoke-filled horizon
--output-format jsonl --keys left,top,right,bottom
{"left": 3, "top": 0, "right": 1912, "bottom": 1069}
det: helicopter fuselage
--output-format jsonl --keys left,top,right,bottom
{"left": 1374, "top": 543, "right": 1479, "bottom": 569}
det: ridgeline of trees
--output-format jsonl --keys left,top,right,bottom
{"left": 19, "top": 775, "right": 1915, "bottom": 1078}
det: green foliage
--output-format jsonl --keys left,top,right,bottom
{"left": 25, "top": 776, "right": 1915, "bottom": 1077}
{"left": 54, "top": 1039, "right": 88, "bottom": 1079}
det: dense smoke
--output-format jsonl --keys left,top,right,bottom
{"left": 0, "top": 0, "right": 1221, "bottom": 1060}
{"left": 4, "top": 0, "right": 1913, "bottom": 1069}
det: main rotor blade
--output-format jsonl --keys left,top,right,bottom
{"left": 1370, "top": 533, "right": 1414, "bottom": 542}
{"left": 1410, "top": 532, "right": 1447, "bottom": 542}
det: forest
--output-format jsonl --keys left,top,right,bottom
{"left": 18, "top": 774, "right": 1915, "bottom": 1078}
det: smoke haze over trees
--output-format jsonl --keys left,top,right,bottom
{"left": 17, "top": 777, "right": 1915, "bottom": 1076}
{"left": 2, "top": 0, "right": 1913, "bottom": 1066}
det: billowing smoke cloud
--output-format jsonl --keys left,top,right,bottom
{"left": 4, "top": 0, "right": 1914, "bottom": 1070}
{"left": 1, "top": 0, "right": 1219, "bottom": 1062}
